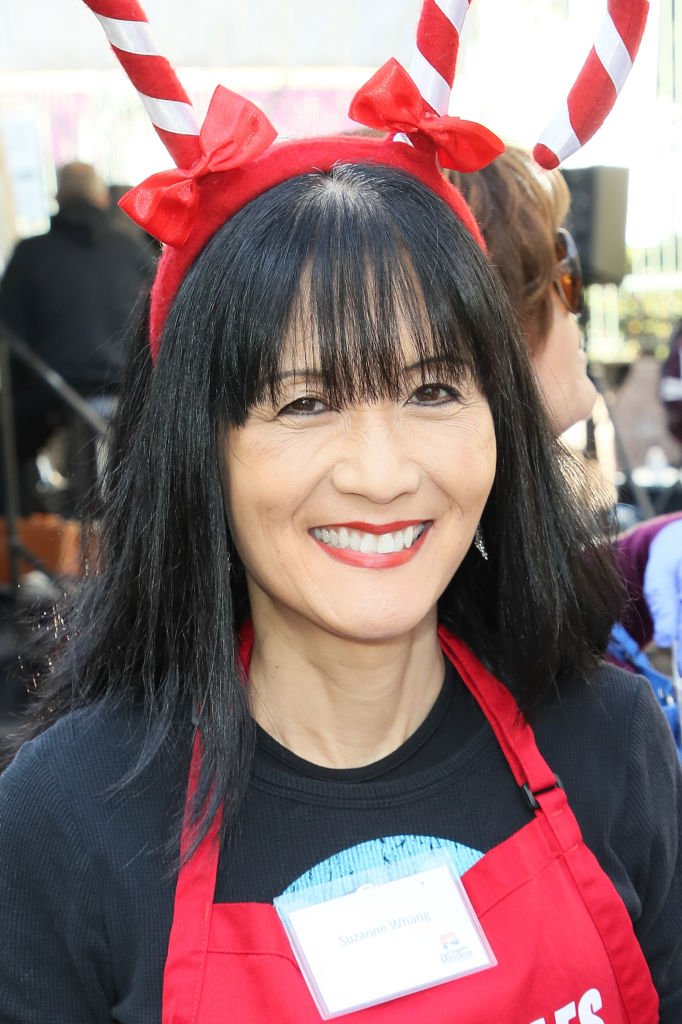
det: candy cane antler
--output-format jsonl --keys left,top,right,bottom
{"left": 389, "top": 0, "right": 471, "bottom": 149}
{"left": 534, "top": 0, "right": 649, "bottom": 169}
{"left": 408, "top": 0, "right": 648, "bottom": 170}
{"left": 81, "top": 0, "right": 201, "bottom": 169}
{"left": 409, "top": 0, "right": 472, "bottom": 116}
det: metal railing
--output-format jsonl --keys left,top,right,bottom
{"left": 0, "top": 320, "right": 107, "bottom": 596}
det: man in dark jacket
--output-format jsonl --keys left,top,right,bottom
{"left": 1, "top": 161, "right": 154, "bottom": 395}
{"left": 0, "top": 162, "right": 155, "bottom": 511}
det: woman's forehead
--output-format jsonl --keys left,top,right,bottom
{"left": 277, "top": 319, "right": 445, "bottom": 377}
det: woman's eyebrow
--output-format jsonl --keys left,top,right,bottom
{"left": 275, "top": 357, "right": 457, "bottom": 383}
{"left": 403, "top": 357, "right": 442, "bottom": 373}
{"left": 403, "top": 357, "right": 466, "bottom": 376}
{"left": 275, "top": 369, "right": 324, "bottom": 382}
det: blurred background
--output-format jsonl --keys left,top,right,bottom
{"left": 1, "top": 0, "right": 681, "bottom": 720}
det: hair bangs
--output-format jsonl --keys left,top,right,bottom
{"left": 206, "top": 164, "right": 484, "bottom": 423}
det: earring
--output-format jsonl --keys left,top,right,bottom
{"left": 474, "top": 525, "right": 488, "bottom": 561}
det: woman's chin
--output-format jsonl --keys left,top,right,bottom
{"left": 310, "top": 603, "right": 435, "bottom": 646}
{"left": 549, "top": 379, "right": 598, "bottom": 434}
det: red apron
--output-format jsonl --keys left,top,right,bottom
{"left": 162, "top": 628, "right": 659, "bottom": 1023}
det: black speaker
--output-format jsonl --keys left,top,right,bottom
{"left": 561, "top": 166, "right": 629, "bottom": 287}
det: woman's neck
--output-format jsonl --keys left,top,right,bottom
{"left": 246, "top": 607, "right": 445, "bottom": 769}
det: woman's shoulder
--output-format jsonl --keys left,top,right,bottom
{"left": 0, "top": 703, "right": 181, "bottom": 1021}
{"left": 3, "top": 700, "right": 148, "bottom": 785}
{"left": 531, "top": 660, "right": 679, "bottom": 833}
{"left": 535, "top": 659, "right": 667, "bottom": 742}
{"left": 0, "top": 701, "right": 186, "bottom": 846}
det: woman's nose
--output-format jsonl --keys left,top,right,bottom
{"left": 330, "top": 413, "right": 421, "bottom": 503}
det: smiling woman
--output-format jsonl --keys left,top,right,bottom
{"left": 0, "top": 3, "right": 679, "bottom": 1019}
{"left": 223, "top": 294, "right": 496, "bottom": 654}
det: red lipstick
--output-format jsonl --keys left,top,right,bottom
{"left": 310, "top": 521, "right": 431, "bottom": 570}
{"left": 319, "top": 520, "right": 424, "bottom": 534}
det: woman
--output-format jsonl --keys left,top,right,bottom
{"left": 1, "top": 18, "right": 680, "bottom": 1024}
{"left": 448, "top": 147, "right": 682, "bottom": 673}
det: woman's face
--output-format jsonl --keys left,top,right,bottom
{"left": 531, "top": 288, "right": 597, "bottom": 435}
{"left": 220, "top": 337, "right": 497, "bottom": 644}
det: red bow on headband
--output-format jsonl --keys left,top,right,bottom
{"left": 349, "top": 59, "right": 504, "bottom": 173}
{"left": 120, "top": 86, "right": 277, "bottom": 247}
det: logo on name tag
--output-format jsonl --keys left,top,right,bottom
{"left": 439, "top": 929, "right": 474, "bottom": 967}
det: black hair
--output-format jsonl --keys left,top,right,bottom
{"left": 5, "top": 163, "right": 622, "bottom": 845}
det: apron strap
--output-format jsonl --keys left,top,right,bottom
{"left": 162, "top": 735, "right": 222, "bottom": 1024}
{"left": 438, "top": 628, "right": 564, "bottom": 792}
{"left": 437, "top": 628, "right": 582, "bottom": 851}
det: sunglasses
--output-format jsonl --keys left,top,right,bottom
{"left": 553, "top": 227, "right": 585, "bottom": 318}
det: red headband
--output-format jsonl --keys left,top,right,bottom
{"left": 121, "top": 59, "right": 504, "bottom": 359}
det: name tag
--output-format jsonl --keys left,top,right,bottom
{"left": 274, "top": 850, "right": 496, "bottom": 1019}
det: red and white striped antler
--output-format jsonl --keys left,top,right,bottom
{"left": 81, "top": 0, "right": 201, "bottom": 169}
{"left": 406, "top": 0, "right": 648, "bottom": 170}
{"left": 534, "top": 0, "right": 649, "bottom": 169}
{"left": 408, "top": 0, "right": 472, "bottom": 116}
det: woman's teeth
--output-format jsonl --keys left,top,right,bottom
{"left": 311, "top": 524, "right": 426, "bottom": 554}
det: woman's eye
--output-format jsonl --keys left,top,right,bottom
{"left": 279, "top": 396, "right": 330, "bottom": 416}
{"left": 408, "top": 384, "right": 458, "bottom": 406}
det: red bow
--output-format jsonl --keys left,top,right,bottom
{"left": 120, "top": 86, "right": 277, "bottom": 247}
{"left": 349, "top": 59, "right": 504, "bottom": 173}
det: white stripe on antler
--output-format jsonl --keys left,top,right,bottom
{"left": 432, "top": 0, "right": 469, "bottom": 34}
{"left": 536, "top": 105, "right": 581, "bottom": 166}
{"left": 594, "top": 13, "right": 634, "bottom": 91}
{"left": 409, "top": 48, "right": 451, "bottom": 115}
{"left": 139, "top": 95, "right": 201, "bottom": 136}
{"left": 94, "top": 14, "right": 158, "bottom": 56}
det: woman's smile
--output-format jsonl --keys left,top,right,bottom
{"left": 309, "top": 520, "right": 431, "bottom": 568}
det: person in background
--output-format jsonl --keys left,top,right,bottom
{"left": 108, "top": 182, "right": 162, "bottom": 254}
{"left": 449, "top": 147, "right": 682, "bottom": 673}
{"left": 0, "top": 161, "right": 155, "bottom": 512}
{"left": 448, "top": 147, "right": 594, "bottom": 434}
